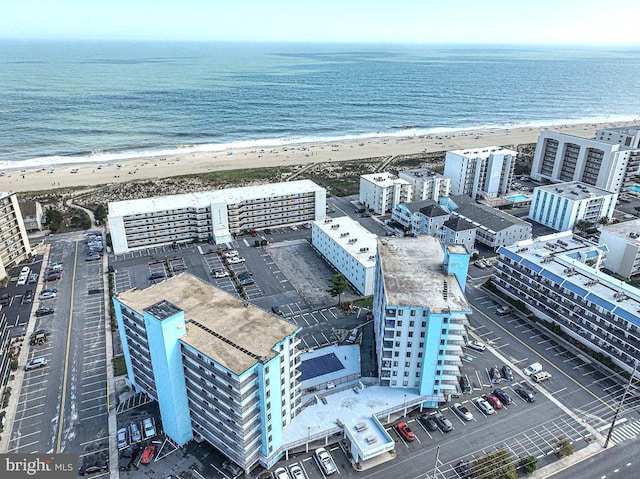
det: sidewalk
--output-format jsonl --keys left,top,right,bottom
{"left": 0, "top": 245, "right": 51, "bottom": 453}
{"left": 529, "top": 441, "right": 609, "bottom": 478}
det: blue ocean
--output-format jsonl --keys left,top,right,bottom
{"left": 1, "top": 41, "right": 639, "bottom": 168}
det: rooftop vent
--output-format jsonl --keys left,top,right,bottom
{"left": 340, "top": 232, "right": 349, "bottom": 237}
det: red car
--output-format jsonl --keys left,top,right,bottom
{"left": 140, "top": 445, "right": 155, "bottom": 464}
{"left": 396, "top": 421, "right": 416, "bottom": 442}
{"left": 44, "top": 273, "right": 61, "bottom": 282}
{"left": 483, "top": 393, "right": 503, "bottom": 410}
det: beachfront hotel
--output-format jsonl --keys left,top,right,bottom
{"left": 113, "top": 274, "right": 301, "bottom": 473}
{"left": 108, "top": 180, "right": 326, "bottom": 254}
{"left": 311, "top": 216, "right": 378, "bottom": 296}
{"left": 492, "top": 232, "right": 640, "bottom": 375}
{"left": 530, "top": 128, "right": 640, "bottom": 193}
{"left": 443, "top": 146, "right": 516, "bottom": 200}
{"left": 600, "top": 219, "right": 640, "bottom": 279}
{"left": 0, "top": 191, "right": 32, "bottom": 281}
{"left": 528, "top": 181, "right": 617, "bottom": 232}
{"left": 398, "top": 168, "right": 451, "bottom": 202}
{"left": 359, "top": 173, "right": 412, "bottom": 215}
{"left": 373, "top": 236, "right": 472, "bottom": 406}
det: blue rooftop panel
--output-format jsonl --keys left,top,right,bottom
{"left": 587, "top": 293, "right": 616, "bottom": 312}
{"left": 613, "top": 308, "right": 640, "bottom": 328}
{"left": 299, "top": 352, "right": 345, "bottom": 381}
{"left": 562, "top": 281, "right": 588, "bottom": 298}
{"left": 521, "top": 259, "right": 542, "bottom": 273}
{"left": 498, "top": 248, "right": 522, "bottom": 264}
{"left": 541, "top": 269, "right": 563, "bottom": 284}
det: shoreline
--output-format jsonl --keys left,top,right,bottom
{"left": 1, "top": 119, "right": 637, "bottom": 193}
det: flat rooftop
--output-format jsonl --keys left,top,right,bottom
{"left": 117, "top": 274, "right": 299, "bottom": 375}
{"left": 313, "top": 216, "right": 378, "bottom": 268}
{"left": 360, "top": 172, "right": 410, "bottom": 188}
{"left": 448, "top": 146, "right": 517, "bottom": 158}
{"left": 400, "top": 168, "right": 445, "bottom": 179}
{"left": 601, "top": 219, "right": 640, "bottom": 244}
{"left": 534, "top": 181, "right": 615, "bottom": 200}
{"left": 108, "top": 179, "right": 323, "bottom": 217}
{"left": 377, "top": 236, "right": 469, "bottom": 313}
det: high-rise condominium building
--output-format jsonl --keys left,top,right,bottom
{"left": 0, "top": 192, "right": 32, "bottom": 280}
{"left": 399, "top": 168, "right": 451, "bottom": 202}
{"left": 359, "top": 173, "right": 412, "bottom": 215}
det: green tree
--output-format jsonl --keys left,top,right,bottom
{"left": 46, "top": 208, "right": 64, "bottom": 233}
{"left": 574, "top": 219, "right": 589, "bottom": 232}
{"left": 94, "top": 204, "right": 108, "bottom": 224}
{"left": 327, "top": 273, "right": 350, "bottom": 306}
{"left": 599, "top": 216, "right": 610, "bottom": 226}
{"left": 472, "top": 448, "right": 516, "bottom": 479}
{"left": 518, "top": 455, "right": 537, "bottom": 474}
{"left": 555, "top": 437, "right": 574, "bottom": 457}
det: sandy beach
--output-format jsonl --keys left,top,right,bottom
{"left": 0, "top": 121, "right": 636, "bottom": 193}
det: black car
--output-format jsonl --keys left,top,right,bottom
{"left": 23, "top": 290, "right": 34, "bottom": 303}
{"left": 30, "top": 328, "right": 51, "bottom": 339}
{"left": 419, "top": 414, "right": 438, "bottom": 431}
{"left": 148, "top": 272, "right": 165, "bottom": 281}
{"left": 455, "top": 460, "right": 472, "bottom": 479}
{"left": 271, "top": 306, "right": 283, "bottom": 316}
{"left": 433, "top": 412, "right": 453, "bottom": 432}
{"left": 501, "top": 365, "right": 514, "bottom": 381}
{"left": 78, "top": 460, "right": 108, "bottom": 476}
{"left": 489, "top": 366, "right": 502, "bottom": 384}
{"left": 492, "top": 388, "right": 512, "bottom": 405}
{"left": 515, "top": 385, "right": 536, "bottom": 403}
{"left": 459, "top": 375, "right": 471, "bottom": 394}
{"left": 120, "top": 444, "right": 140, "bottom": 458}
{"left": 238, "top": 271, "right": 252, "bottom": 280}
{"left": 35, "top": 307, "right": 54, "bottom": 317}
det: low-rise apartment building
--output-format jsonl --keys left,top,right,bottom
{"left": 529, "top": 181, "right": 617, "bottom": 231}
{"left": 391, "top": 200, "right": 449, "bottom": 236}
{"left": 373, "top": 237, "right": 472, "bottom": 406}
{"left": 113, "top": 274, "right": 301, "bottom": 473}
{"left": 359, "top": 173, "right": 412, "bottom": 215}
{"left": 493, "top": 232, "right": 640, "bottom": 375}
{"left": 399, "top": 168, "right": 450, "bottom": 202}
{"left": 18, "top": 199, "right": 44, "bottom": 232}
{"left": 440, "top": 217, "right": 476, "bottom": 254}
{"left": 600, "top": 219, "right": 640, "bottom": 278}
{"left": 311, "top": 216, "right": 377, "bottom": 296}
{"left": 108, "top": 180, "right": 326, "bottom": 254}
{"left": 0, "top": 192, "right": 32, "bottom": 281}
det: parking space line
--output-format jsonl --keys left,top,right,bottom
{"left": 83, "top": 412, "right": 108, "bottom": 421}
{"left": 13, "top": 430, "right": 42, "bottom": 440}
{"left": 15, "top": 411, "right": 44, "bottom": 421}
{"left": 7, "top": 440, "right": 39, "bottom": 451}
{"left": 81, "top": 404, "right": 105, "bottom": 413}
{"left": 81, "top": 396, "right": 104, "bottom": 404}
{"left": 82, "top": 388, "right": 105, "bottom": 395}
{"left": 78, "top": 448, "right": 108, "bottom": 458}
{"left": 320, "top": 332, "right": 331, "bottom": 345}
{"left": 22, "top": 394, "right": 47, "bottom": 403}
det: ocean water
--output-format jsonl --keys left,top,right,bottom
{"left": 1, "top": 41, "right": 639, "bottom": 169}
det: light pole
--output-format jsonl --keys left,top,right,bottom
{"left": 432, "top": 445, "right": 441, "bottom": 478}
{"left": 403, "top": 394, "right": 407, "bottom": 417}
{"left": 306, "top": 426, "right": 310, "bottom": 453}
{"left": 604, "top": 360, "right": 638, "bottom": 448}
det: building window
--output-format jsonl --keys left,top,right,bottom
{"left": 397, "top": 320, "right": 402, "bottom": 327}
{"left": 408, "top": 331, "right": 413, "bottom": 337}
{"left": 410, "top": 311, "right": 416, "bottom": 317}
{"left": 398, "top": 310, "right": 403, "bottom": 316}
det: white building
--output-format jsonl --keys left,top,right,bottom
{"left": 493, "top": 232, "right": 640, "bottom": 376}
{"left": 528, "top": 182, "right": 617, "bottom": 232}
{"left": 596, "top": 125, "right": 640, "bottom": 149}
{"left": 399, "top": 168, "right": 450, "bottom": 202}
{"left": 0, "top": 192, "right": 32, "bottom": 281}
{"left": 108, "top": 180, "right": 326, "bottom": 254}
{"left": 359, "top": 173, "right": 411, "bottom": 215}
{"left": 600, "top": 219, "right": 640, "bottom": 278}
{"left": 311, "top": 216, "right": 378, "bottom": 296}
{"left": 530, "top": 130, "right": 640, "bottom": 193}
{"left": 373, "top": 236, "right": 472, "bottom": 406}
{"left": 443, "top": 147, "right": 516, "bottom": 200}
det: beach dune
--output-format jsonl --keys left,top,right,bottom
{"left": 0, "top": 121, "right": 634, "bottom": 193}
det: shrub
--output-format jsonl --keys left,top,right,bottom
{"left": 518, "top": 455, "right": 537, "bottom": 474}
{"left": 555, "top": 437, "right": 574, "bottom": 457}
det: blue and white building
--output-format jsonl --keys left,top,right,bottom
{"left": 440, "top": 217, "right": 476, "bottom": 254}
{"left": 391, "top": 200, "right": 449, "bottom": 236}
{"left": 113, "top": 274, "right": 301, "bottom": 473}
{"left": 311, "top": 216, "right": 377, "bottom": 296}
{"left": 528, "top": 181, "right": 617, "bottom": 231}
{"left": 373, "top": 237, "right": 472, "bottom": 406}
{"left": 493, "top": 231, "right": 640, "bottom": 375}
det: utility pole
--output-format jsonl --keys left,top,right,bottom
{"left": 604, "top": 360, "right": 638, "bottom": 448}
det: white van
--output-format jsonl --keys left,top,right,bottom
{"left": 532, "top": 371, "right": 552, "bottom": 383}
{"left": 523, "top": 362, "right": 542, "bottom": 376}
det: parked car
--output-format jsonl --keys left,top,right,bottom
{"left": 213, "top": 270, "right": 229, "bottom": 278}
{"left": 289, "top": 464, "right": 307, "bottom": 479}
{"left": 120, "top": 444, "right": 140, "bottom": 458}
{"left": 237, "top": 271, "right": 252, "bottom": 279}
{"left": 30, "top": 328, "right": 51, "bottom": 340}
{"left": 474, "top": 397, "right": 495, "bottom": 415}
{"left": 0, "top": 293, "right": 11, "bottom": 305}
{"left": 455, "top": 460, "right": 472, "bottom": 479}
{"left": 117, "top": 427, "right": 129, "bottom": 449}
{"left": 42, "top": 288, "right": 57, "bottom": 294}
{"left": 239, "top": 277, "right": 255, "bottom": 286}
{"left": 271, "top": 306, "right": 283, "bottom": 316}
{"left": 30, "top": 332, "right": 48, "bottom": 346}
{"left": 466, "top": 340, "right": 486, "bottom": 352}
{"left": 172, "top": 265, "right": 186, "bottom": 272}
{"left": 45, "top": 272, "right": 61, "bottom": 281}
{"left": 532, "top": 371, "right": 552, "bottom": 383}
{"left": 452, "top": 402, "right": 474, "bottom": 421}
{"left": 39, "top": 291, "right": 57, "bottom": 300}
{"left": 473, "top": 260, "right": 486, "bottom": 269}
{"left": 273, "top": 467, "right": 290, "bottom": 479}
{"left": 501, "top": 365, "right": 513, "bottom": 381}
{"left": 459, "top": 375, "right": 471, "bottom": 393}
{"left": 483, "top": 393, "right": 503, "bottom": 410}
{"left": 222, "top": 460, "right": 243, "bottom": 478}
{"left": 396, "top": 421, "right": 416, "bottom": 441}
{"left": 35, "top": 307, "right": 54, "bottom": 317}
{"left": 23, "top": 290, "right": 34, "bottom": 303}
{"left": 78, "top": 460, "right": 108, "bottom": 476}
{"left": 314, "top": 447, "right": 337, "bottom": 475}
{"left": 492, "top": 388, "right": 512, "bottom": 405}
{"left": 523, "top": 362, "right": 542, "bottom": 376}
{"left": 140, "top": 445, "right": 155, "bottom": 464}
{"left": 129, "top": 422, "right": 142, "bottom": 443}
{"left": 223, "top": 250, "right": 239, "bottom": 258}
{"left": 419, "top": 414, "right": 438, "bottom": 431}
{"left": 148, "top": 272, "right": 165, "bottom": 281}
{"left": 25, "top": 357, "right": 48, "bottom": 371}
{"left": 496, "top": 305, "right": 513, "bottom": 316}
{"left": 142, "top": 417, "right": 156, "bottom": 439}
{"left": 515, "top": 385, "right": 536, "bottom": 402}
{"left": 86, "top": 253, "right": 101, "bottom": 261}
{"left": 433, "top": 412, "right": 453, "bottom": 432}
{"left": 228, "top": 257, "right": 246, "bottom": 264}
{"left": 489, "top": 366, "right": 502, "bottom": 384}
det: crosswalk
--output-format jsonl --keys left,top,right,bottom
{"left": 609, "top": 419, "right": 640, "bottom": 444}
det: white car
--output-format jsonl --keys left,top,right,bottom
{"left": 142, "top": 417, "right": 156, "bottom": 439}
{"left": 452, "top": 402, "right": 474, "bottom": 421}
{"left": 39, "top": 291, "right": 57, "bottom": 300}
{"left": 474, "top": 397, "right": 495, "bottom": 415}
{"left": 273, "top": 467, "right": 290, "bottom": 479}
{"left": 223, "top": 250, "right": 238, "bottom": 258}
{"left": 466, "top": 340, "right": 486, "bottom": 352}
{"left": 289, "top": 465, "right": 307, "bottom": 479}
{"left": 25, "top": 357, "right": 48, "bottom": 371}
{"left": 523, "top": 362, "right": 542, "bottom": 376}
{"left": 213, "top": 270, "right": 229, "bottom": 278}
{"left": 228, "top": 257, "right": 246, "bottom": 264}
{"left": 315, "top": 447, "right": 336, "bottom": 475}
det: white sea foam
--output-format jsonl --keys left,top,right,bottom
{"left": 1, "top": 114, "right": 637, "bottom": 172}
